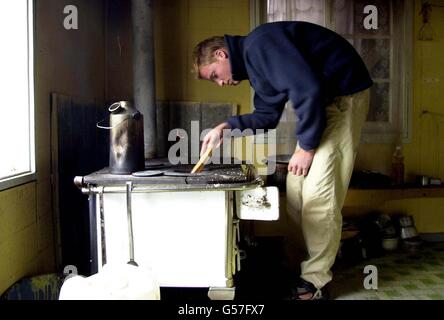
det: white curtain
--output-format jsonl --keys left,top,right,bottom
{"left": 267, "top": 0, "right": 325, "bottom": 24}
{"left": 334, "top": 0, "right": 354, "bottom": 34}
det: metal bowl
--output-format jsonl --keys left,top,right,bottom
{"left": 382, "top": 237, "right": 399, "bottom": 251}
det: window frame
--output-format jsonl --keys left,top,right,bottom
{"left": 0, "top": 0, "right": 36, "bottom": 191}
{"left": 250, "top": 0, "right": 413, "bottom": 145}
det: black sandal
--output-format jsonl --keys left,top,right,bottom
{"left": 290, "top": 278, "right": 330, "bottom": 300}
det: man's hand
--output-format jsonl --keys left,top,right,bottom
{"left": 288, "top": 149, "right": 315, "bottom": 176}
{"left": 200, "top": 122, "right": 231, "bottom": 157}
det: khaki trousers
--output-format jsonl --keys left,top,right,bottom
{"left": 286, "top": 89, "right": 369, "bottom": 289}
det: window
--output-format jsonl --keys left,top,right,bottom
{"left": 251, "top": 0, "right": 412, "bottom": 149}
{"left": 0, "top": 0, "right": 35, "bottom": 190}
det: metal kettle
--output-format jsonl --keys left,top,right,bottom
{"left": 97, "top": 101, "right": 145, "bottom": 174}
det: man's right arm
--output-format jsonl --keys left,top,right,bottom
{"left": 200, "top": 122, "right": 231, "bottom": 157}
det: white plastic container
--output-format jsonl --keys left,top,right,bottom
{"left": 59, "top": 263, "right": 160, "bottom": 300}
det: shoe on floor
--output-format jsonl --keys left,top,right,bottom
{"left": 287, "top": 278, "right": 330, "bottom": 300}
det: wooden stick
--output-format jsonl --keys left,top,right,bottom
{"left": 191, "top": 147, "right": 213, "bottom": 173}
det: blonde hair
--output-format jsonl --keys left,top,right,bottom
{"left": 192, "top": 36, "right": 226, "bottom": 79}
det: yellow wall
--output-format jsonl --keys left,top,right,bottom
{"left": 154, "top": 0, "right": 251, "bottom": 115}
{"left": 0, "top": 0, "right": 106, "bottom": 295}
{"left": 153, "top": 0, "right": 254, "bottom": 167}
{"left": 0, "top": 183, "right": 47, "bottom": 295}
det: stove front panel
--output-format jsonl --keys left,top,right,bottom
{"left": 97, "top": 190, "right": 234, "bottom": 287}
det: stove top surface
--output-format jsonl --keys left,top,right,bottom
{"left": 82, "top": 163, "right": 251, "bottom": 186}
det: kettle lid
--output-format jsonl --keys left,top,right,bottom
{"left": 109, "top": 101, "right": 135, "bottom": 113}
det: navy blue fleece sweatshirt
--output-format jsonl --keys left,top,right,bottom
{"left": 224, "top": 21, "right": 373, "bottom": 151}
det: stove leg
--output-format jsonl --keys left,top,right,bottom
{"left": 207, "top": 287, "right": 236, "bottom": 300}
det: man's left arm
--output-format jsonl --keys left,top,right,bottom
{"left": 247, "top": 35, "right": 327, "bottom": 176}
